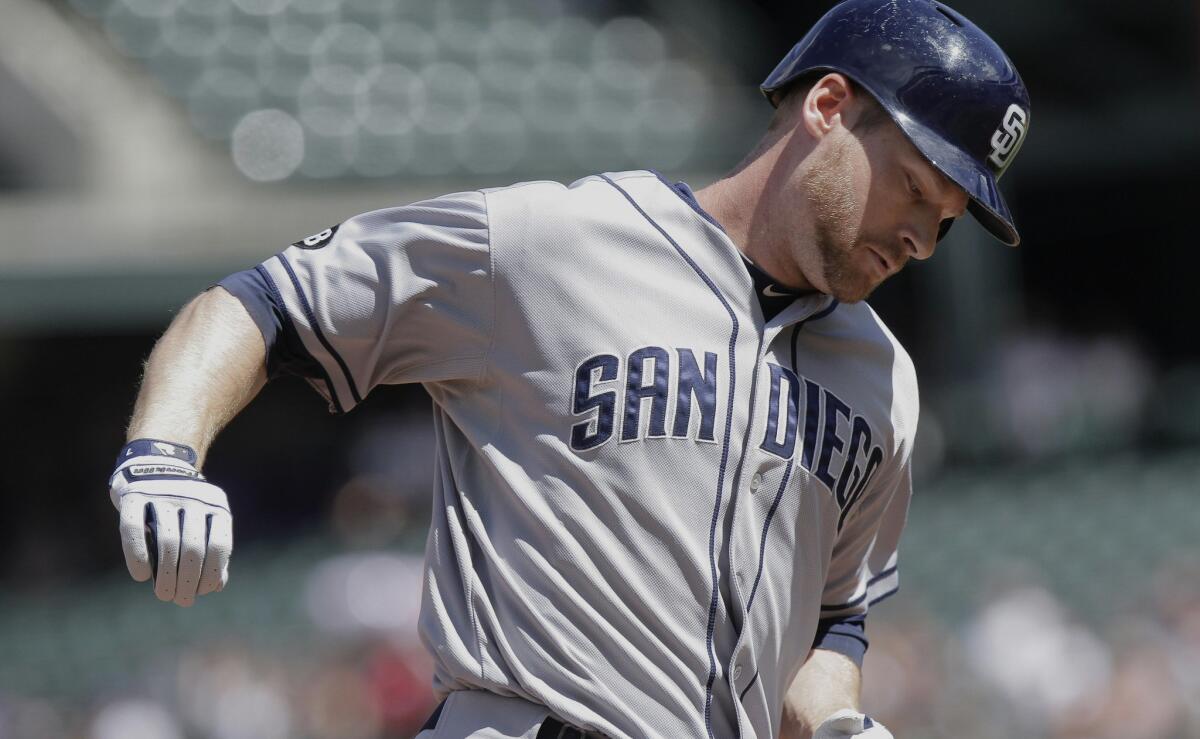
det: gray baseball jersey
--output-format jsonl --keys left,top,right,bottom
{"left": 220, "top": 170, "right": 916, "bottom": 739}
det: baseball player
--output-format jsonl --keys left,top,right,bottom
{"left": 107, "top": 1, "right": 1029, "bottom": 737}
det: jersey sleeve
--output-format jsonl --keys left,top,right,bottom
{"left": 816, "top": 441, "right": 914, "bottom": 624}
{"left": 217, "top": 190, "right": 493, "bottom": 413}
{"left": 810, "top": 614, "right": 868, "bottom": 666}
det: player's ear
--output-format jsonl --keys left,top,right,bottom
{"left": 802, "top": 73, "right": 852, "bottom": 139}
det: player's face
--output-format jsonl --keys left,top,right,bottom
{"left": 798, "top": 115, "right": 969, "bottom": 303}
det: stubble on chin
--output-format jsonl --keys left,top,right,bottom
{"left": 804, "top": 139, "right": 875, "bottom": 303}
{"left": 813, "top": 224, "right": 876, "bottom": 303}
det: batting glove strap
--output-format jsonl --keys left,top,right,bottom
{"left": 115, "top": 462, "right": 205, "bottom": 483}
{"left": 109, "top": 439, "right": 226, "bottom": 510}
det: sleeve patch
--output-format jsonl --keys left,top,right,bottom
{"left": 292, "top": 224, "right": 340, "bottom": 250}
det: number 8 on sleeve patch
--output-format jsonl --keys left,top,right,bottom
{"left": 292, "top": 224, "right": 340, "bottom": 249}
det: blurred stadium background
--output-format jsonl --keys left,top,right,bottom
{"left": 0, "top": 0, "right": 1198, "bottom": 736}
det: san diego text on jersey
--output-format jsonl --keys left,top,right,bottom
{"left": 569, "top": 346, "right": 886, "bottom": 529}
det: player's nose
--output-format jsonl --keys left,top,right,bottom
{"left": 900, "top": 228, "right": 936, "bottom": 261}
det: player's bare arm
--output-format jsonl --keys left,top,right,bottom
{"left": 109, "top": 287, "right": 265, "bottom": 607}
{"left": 129, "top": 287, "right": 267, "bottom": 464}
{"left": 781, "top": 648, "right": 889, "bottom": 739}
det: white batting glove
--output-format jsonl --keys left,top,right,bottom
{"left": 109, "top": 439, "right": 233, "bottom": 607}
{"left": 813, "top": 709, "right": 894, "bottom": 739}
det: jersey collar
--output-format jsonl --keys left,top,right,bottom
{"left": 654, "top": 171, "right": 838, "bottom": 326}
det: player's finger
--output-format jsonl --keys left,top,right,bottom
{"left": 151, "top": 502, "right": 182, "bottom": 603}
{"left": 198, "top": 513, "right": 232, "bottom": 595}
{"left": 117, "top": 496, "right": 152, "bottom": 582}
{"left": 173, "top": 506, "right": 207, "bottom": 607}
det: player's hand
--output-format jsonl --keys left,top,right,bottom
{"left": 108, "top": 439, "right": 233, "bottom": 607}
{"left": 813, "top": 709, "right": 894, "bottom": 739}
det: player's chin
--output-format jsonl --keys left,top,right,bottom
{"left": 825, "top": 272, "right": 879, "bottom": 304}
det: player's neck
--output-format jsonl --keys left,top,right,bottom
{"left": 695, "top": 148, "right": 819, "bottom": 294}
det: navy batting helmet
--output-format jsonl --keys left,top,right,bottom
{"left": 761, "top": 0, "right": 1030, "bottom": 245}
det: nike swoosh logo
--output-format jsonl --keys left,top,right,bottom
{"left": 762, "top": 284, "right": 793, "bottom": 298}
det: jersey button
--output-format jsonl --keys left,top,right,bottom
{"left": 732, "top": 663, "right": 743, "bottom": 681}
{"left": 750, "top": 473, "right": 763, "bottom": 492}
